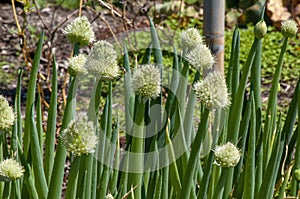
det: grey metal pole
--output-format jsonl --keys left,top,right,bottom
{"left": 203, "top": 0, "right": 225, "bottom": 74}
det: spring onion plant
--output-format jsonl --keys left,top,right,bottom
{"left": 0, "top": 13, "right": 299, "bottom": 199}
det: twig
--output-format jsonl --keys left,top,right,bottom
{"left": 122, "top": 0, "right": 135, "bottom": 52}
{"left": 32, "top": 0, "right": 49, "bottom": 30}
{"left": 97, "top": 0, "right": 133, "bottom": 26}
{"left": 98, "top": 14, "right": 121, "bottom": 48}
{"left": 11, "top": 0, "right": 22, "bottom": 33}
{"left": 11, "top": 0, "right": 31, "bottom": 69}
{"left": 79, "top": 0, "right": 83, "bottom": 16}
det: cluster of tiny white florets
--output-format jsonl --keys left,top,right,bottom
{"left": 131, "top": 64, "right": 161, "bottom": 100}
{"left": 214, "top": 142, "right": 241, "bottom": 167}
{"left": 0, "top": 158, "right": 24, "bottom": 180}
{"left": 68, "top": 54, "right": 88, "bottom": 78}
{"left": 193, "top": 72, "right": 230, "bottom": 109}
{"left": 181, "top": 28, "right": 203, "bottom": 50}
{"left": 0, "top": 95, "right": 15, "bottom": 132}
{"left": 186, "top": 44, "right": 215, "bottom": 72}
{"left": 104, "top": 193, "right": 114, "bottom": 199}
{"left": 85, "top": 40, "right": 119, "bottom": 80}
{"left": 281, "top": 19, "right": 298, "bottom": 38}
{"left": 63, "top": 16, "right": 95, "bottom": 46}
{"left": 61, "top": 112, "right": 98, "bottom": 157}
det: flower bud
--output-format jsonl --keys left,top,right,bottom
{"left": 131, "top": 64, "right": 161, "bottom": 100}
{"left": 182, "top": 28, "right": 203, "bottom": 50}
{"left": 254, "top": 20, "right": 267, "bottom": 39}
{"left": 281, "top": 19, "right": 298, "bottom": 38}
{"left": 61, "top": 112, "right": 98, "bottom": 157}
{"left": 186, "top": 44, "right": 215, "bottom": 72}
{"left": 68, "top": 54, "right": 88, "bottom": 78}
{"left": 214, "top": 142, "right": 240, "bottom": 167}
{"left": 294, "top": 168, "right": 300, "bottom": 181}
{"left": 193, "top": 72, "right": 230, "bottom": 109}
{"left": 0, "top": 95, "right": 15, "bottom": 132}
{"left": 85, "top": 40, "right": 119, "bottom": 80}
{"left": 63, "top": 16, "right": 95, "bottom": 46}
{"left": 0, "top": 158, "right": 24, "bottom": 181}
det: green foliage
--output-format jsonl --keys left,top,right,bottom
{"left": 225, "top": 26, "right": 300, "bottom": 84}
{"left": 0, "top": 15, "right": 299, "bottom": 199}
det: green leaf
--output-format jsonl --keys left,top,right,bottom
{"left": 23, "top": 31, "right": 44, "bottom": 157}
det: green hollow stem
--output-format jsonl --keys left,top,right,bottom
{"left": 65, "top": 157, "right": 80, "bottom": 199}
{"left": 47, "top": 77, "right": 78, "bottom": 199}
{"left": 30, "top": 106, "right": 48, "bottom": 199}
{"left": 17, "top": 142, "right": 39, "bottom": 199}
{"left": 179, "top": 108, "right": 210, "bottom": 199}
{"left": 224, "top": 38, "right": 259, "bottom": 198}
{"left": 44, "top": 56, "right": 58, "bottom": 185}
{"left": 23, "top": 31, "right": 44, "bottom": 157}
{"left": 290, "top": 82, "right": 300, "bottom": 195}
{"left": 130, "top": 101, "right": 145, "bottom": 199}
{"left": 262, "top": 37, "right": 288, "bottom": 168}
{"left": 166, "top": 123, "right": 182, "bottom": 194}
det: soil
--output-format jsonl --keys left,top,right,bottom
{"left": 0, "top": 2, "right": 150, "bottom": 109}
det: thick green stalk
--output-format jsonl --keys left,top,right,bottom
{"left": 119, "top": 148, "right": 130, "bottom": 197}
{"left": 3, "top": 182, "right": 11, "bottom": 199}
{"left": 36, "top": 93, "right": 43, "bottom": 154}
{"left": 16, "top": 69, "right": 23, "bottom": 145}
{"left": 47, "top": 78, "right": 78, "bottom": 199}
{"left": 179, "top": 109, "right": 210, "bottom": 199}
{"left": 290, "top": 81, "right": 300, "bottom": 195}
{"left": 212, "top": 168, "right": 229, "bottom": 199}
{"left": 262, "top": 37, "right": 288, "bottom": 168}
{"left": 30, "top": 106, "right": 48, "bottom": 199}
{"left": 130, "top": 101, "right": 145, "bottom": 199}
{"left": 227, "top": 26, "right": 240, "bottom": 98}
{"left": 98, "top": 116, "right": 118, "bottom": 199}
{"left": 89, "top": 79, "right": 102, "bottom": 199}
{"left": 227, "top": 38, "right": 258, "bottom": 141}
{"left": 44, "top": 56, "right": 57, "bottom": 185}
{"left": 149, "top": 17, "right": 163, "bottom": 131}
{"left": 258, "top": 125, "right": 285, "bottom": 198}
{"left": 154, "top": 170, "right": 163, "bottom": 199}
{"left": 17, "top": 142, "right": 38, "bottom": 199}
{"left": 251, "top": 39, "right": 262, "bottom": 112}
{"left": 23, "top": 31, "right": 44, "bottom": 157}
{"left": 224, "top": 38, "right": 259, "bottom": 198}
{"left": 123, "top": 45, "right": 134, "bottom": 135}
{"left": 65, "top": 157, "right": 80, "bottom": 199}
{"left": 166, "top": 125, "right": 182, "bottom": 194}
{"left": 83, "top": 79, "right": 103, "bottom": 199}
{"left": 243, "top": 96, "right": 256, "bottom": 199}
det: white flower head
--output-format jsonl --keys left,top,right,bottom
{"left": 61, "top": 112, "right": 98, "bottom": 157}
{"left": 63, "top": 16, "right": 95, "bottom": 46}
{"left": 0, "top": 95, "right": 15, "bottom": 132}
{"left": 186, "top": 44, "right": 215, "bottom": 72}
{"left": 85, "top": 40, "right": 119, "bottom": 80}
{"left": 0, "top": 159, "right": 24, "bottom": 181}
{"left": 193, "top": 71, "right": 230, "bottom": 109}
{"left": 182, "top": 28, "right": 203, "bottom": 50}
{"left": 68, "top": 54, "right": 88, "bottom": 78}
{"left": 214, "top": 142, "right": 241, "bottom": 167}
{"left": 281, "top": 19, "right": 298, "bottom": 38}
{"left": 131, "top": 64, "right": 161, "bottom": 100}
